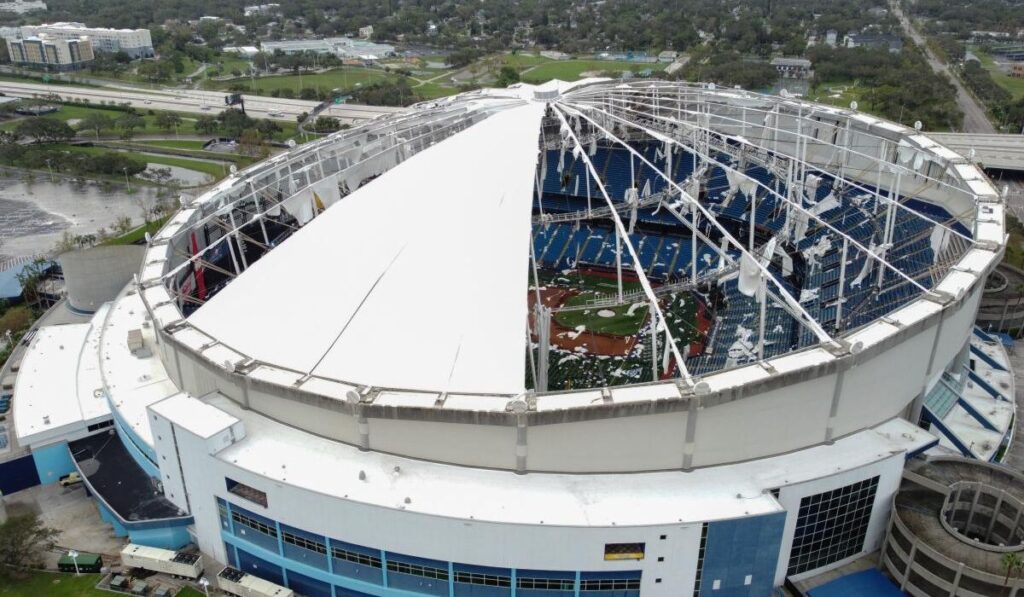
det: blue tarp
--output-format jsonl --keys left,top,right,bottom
{"left": 808, "top": 569, "right": 903, "bottom": 597}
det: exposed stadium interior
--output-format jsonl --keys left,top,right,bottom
{"left": 6, "top": 79, "right": 1019, "bottom": 597}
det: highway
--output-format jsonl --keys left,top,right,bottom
{"left": 890, "top": 0, "right": 996, "bottom": 134}
{"left": 930, "top": 132, "right": 1024, "bottom": 171}
{"left": 0, "top": 80, "right": 404, "bottom": 124}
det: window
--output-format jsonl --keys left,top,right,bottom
{"left": 579, "top": 578, "right": 641, "bottom": 591}
{"left": 332, "top": 546, "right": 382, "bottom": 569}
{"left": 226, "top": 478, "right": 268, "bottom": 508}
{"left": 217, "top": 499, "right": 230, "bottom": 530}
{"left": 87, "top": 420, "right": 114, "bottom": 432}
{"left": 604, "top": 542, "right": 645, "bottom": 561}
{"left": 516, "top": 578, "right": 575, "bottom": 591}
{"left": 231, "top": 510, "right": 277, "bottom": 539}
{"left": 454, "top": 571, "right": 511, "bottom": 587}
{"left": 693, "top": 523, "right": 708, "bottom": 597}
{"left": 787, "top": 476, "right": 879, "bottom": 576}
{"left": 282, "top": 530, "right": 326, "bottom": 555}
{"left": 386, "top": 560, "right": 449, "bottom": 581}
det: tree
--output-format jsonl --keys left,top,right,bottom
{"left": 195, "top": 115, "right": 219, "bottom": 135}
{"left": 237, "top": 128, "right": 269, "bottom": 158}
{"left": 14, "top": 118, "right": 75, "bottom": 144}
{"left": 116, "top": 113, "right": 146, "bottom": 140}
{"left": 1003, "top": 552, "right": 1023, "bottom": 596}
{"left": 0, "top": 513, "right": 59, "bottom": 577}
{"left": 312, "top": 116, "right": 341, "bottom": 133}
{"left": 154, "top": 112, "right": 183, "bottom": 133}
{"left": 217, "top": 108, "right": 255, "bottom": 138}
{"left": 78, "top": 113, "right": 115, "bottom": 139}
{"left": 496, "top": 65, "right": 520, "bottom": 87}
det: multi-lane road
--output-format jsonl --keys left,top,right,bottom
{"left": 890, "top": 0, "right": 996, "bottom": 134}
{"left": 0, "top": 80, "right": 404, "bottom": 124}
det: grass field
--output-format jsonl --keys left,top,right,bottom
{"left": 0, "top": 572, "right": 104, "bottom": 596}
{"left": 103, "top": 215, "right": 171, "bottom": 246}
{"left": 55, "top": 144, "right": 227, "bottom": 178}
{"left": 548, "top": 273, "right": 648, "bottom": 335}
{"left": 975, "top": 50, "right": 1024, "bottom": 100}
{"left": 135, "top": 139, "right": 209, "bottom": 150}
{"left": 207, "top": 67, "right": 393, "bottom": 95}
{"left": 521, "top": 60, "right": 660, "bottom": 84}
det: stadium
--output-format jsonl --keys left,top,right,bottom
{"left": 7, "top": 79, "right": 1016, "bottom": 596}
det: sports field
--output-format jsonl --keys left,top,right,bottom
{"left": 521, "top": 60, "right": 661, "bottom": 84}
{"left": 550, "top": 272, "right": 647, "bottom": 336}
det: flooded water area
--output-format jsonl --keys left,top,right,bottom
{"left": 0, "top": 172, "right": 155, "bottom": 260}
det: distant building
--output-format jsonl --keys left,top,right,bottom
{"left": 0, "top": 0, "right": 46, "bottom": 14}
{"left": 260, "top": 37, "right": 394, "bottom": 60}
{"left": 243, "top": 3, "right": 279, "bottom": 17}
{"left": 825, "top": 29, "right": 838, "bottom": 47}
{"left": 540, "top": 50, "right": 570, "bottom": 60}
{"left": 358, "top": 25, "right": 373, "bottom": 39}
{"left": 844, "top": 32, "right": 903, "bottom": 53}
{"left": 1011, "top": 63, "right": 1024, "bottom": 78}
{"left": 20, "top": 22, "right": 153, "bottom": 58}
{"left": 223, "top": 45, "right": 259, "bottom": 58}
{"left": 6, "top": 33, "right": 93, "bottom": 70}
{"left": 657, "top": 50, "right": 678, "bottom": 63}
{"left": 770, "top": 57, "right": 813, "bottom": 79}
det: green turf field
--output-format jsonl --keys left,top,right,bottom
{"left": 0, "top": 572, "right": 104, "bottom": 596}
{"left": 207, "top": 67, "right": 392, "bottom": 95}
{"left": 546, "top": 272, "right": 646, "bottom": 335}
{"left": 521, "top": 60, "right": 660, "bottom": 84}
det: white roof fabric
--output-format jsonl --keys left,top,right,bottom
{"left": 189, "top": 102, "right": 545, "bottom": 395}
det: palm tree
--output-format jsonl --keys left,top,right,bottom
{"left": 1003, "top": 552, "right": 1023, "bottom": 596}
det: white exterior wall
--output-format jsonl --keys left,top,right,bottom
{"left": 156, "top": 412, "right": 705, "bottom": 596}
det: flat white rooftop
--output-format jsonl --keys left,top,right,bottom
{"left": 14, "top": 312, "right": 110, "bottom": 447}
{"left": 199, "top": 389, "right": 933, "bottom": 527}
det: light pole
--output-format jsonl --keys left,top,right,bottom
{"left": 122, "top": 167, "right": 131, "bottom": 193}
{"left": 44, "top": 158, "right": 53, "bottom": 182}
{"left": 199, "top": 577, "right": 210, "bottom": 597}
{"left": 68, "top": 549, "right": 80, "bottom": 576}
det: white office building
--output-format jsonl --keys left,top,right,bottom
{"left": 20, "top": 22, "right": 153, "bottom": 58}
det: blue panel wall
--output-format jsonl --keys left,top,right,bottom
{"left": 97, "top": 502, "right": 128, "bottom": 537}
{"left": 0, "top": 453, "right": 41, "bottom": 495}
{"left": 700, "top": 512, "right": 785, "bottom": 597}
{"left": 32, "top": 441, "right": 75, "bottom": 485}
{"left": 128, "top": 524, "right": 191, "bottom": 550}
{"left": 516, "top": 569, "right": 576, "bottom": 597}
{"left": 385, "top": 552, "right": 449, "bottom": 596}
{"left": 237, "top": 547, "right": 286, "bottom": 587}
{"left": 109, "top": 403, "right": 159, "bottom": 466}
{"left": 288, "top": 570, "right": 333, "bottom": 597}
{"left": 453, "top": 563, "right": 512, "bottom": 597}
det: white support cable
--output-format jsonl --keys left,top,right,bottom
{"left": 569, "top": 89, "right": 975, "bottom": 244}
{"left": 551, "top": 104, "right": 694, "bottom": 384}
{"left": 559, "top": 101, "right": 837, "bottom": 344}
{"left": 566, "top": 99, "right": 932, "bottom": 296}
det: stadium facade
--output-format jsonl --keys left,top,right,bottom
{"left": 7, "top": 80, "right": 1017, "bottom": 596}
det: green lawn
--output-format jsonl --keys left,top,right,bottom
{"left": 0, "top": 571, "right": 105, "bottom": 596}
{"left": 56, "top": 144, "right": 226, "bottom": 178}
{"left": 102, "top": 215, "right": 171, "bottom": 246}
{"left": 807, "top": 80, "right": 871, "bottom": 110}
{"left": 2, "top": 104, "right": 196, "bottom": 137}
{"left": 207, "top": 67, "right": 393, "bottom": 96}
{"left": 135, "top": 139, "right": 209, "bottom": 150}
{"left": 974, "top": 49, "right": 1024, "bottom": 100}
{"left": 521, "top": 60, "right": 661, "bottom": 83}
{"left": 499, "top": 53, "right": 554, "bottom": 68}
